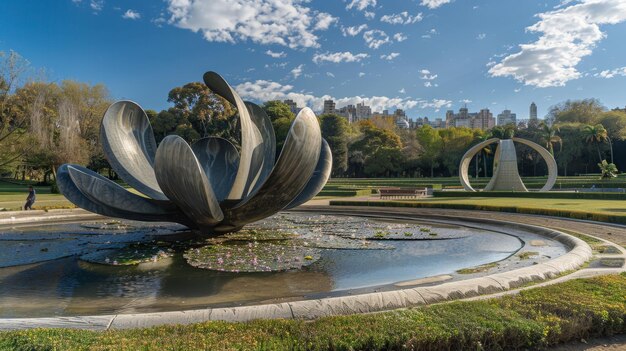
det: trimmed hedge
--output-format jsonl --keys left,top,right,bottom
{"left": 330, "top": 200, "right": 626, "bottom": 224}
{"left": 317, "top": 189, "right": 372, "bottom": 197}
{"left": 434, "top": 191, "right": 626, "bottom": 200}
{"left": 1, "top": 274, "right": 625, "bottom": 350}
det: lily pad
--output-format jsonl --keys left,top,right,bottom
{"left": 289, "top": 235, "right": 392, "bottom": 250}
{"left": 184, "top": 242, "right": 321, "bottom": 272}
{"left": 221, "top": 229, "right": 300, "bottom": 242}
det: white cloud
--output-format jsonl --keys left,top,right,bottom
{"left": 596, "top": 66, "right": 626, "bottom": 78}
{"left": 460, "top": 99, "right": 472, "bottom": 104}
{"left": 489, "top": 0, "right": 626, "bottom": 88}
{"left": 399, "top": 88, "right": 406, "bottom": 94}
{"left": 359, "top": 72, "right": 366, "bottom": 77}
{"left": 419, "top": 99, "right": 451, "bottom": 111}
{"left": 420, "top": 0, "right": 453, "bottom": 9}
{"left": 421, "top": 28, "right": 437, "bottom": 38}
{"left": 420, "top": 69, "right": 438, "bottom": 80}
{"left": 393, "top": 33, "right": 408, "bottom": 42}
{"left": 380, "top": 12, "right": 423, "bottom": 25}
{"left": 363, "top": 29, "right": 390, "bottom": 49}
{"left": 346, "top": 0, "right": 376, "bottom": 11}
{"left": 476, "top": 33, "right": 486, "bottom": 40}
{"left": 90, "top": 0, "right": 104, "bottom": 12}
{"left": 122, "top": 9, "right": 141, "bottom": 20}
{"left": 423, "top": 81, "right": 439, "bottom": 88}
{"left": 290, "top": 64, "right": 304, "bottom": 78}
{"left": 364, "top": 11, "right": 376, "bottom": 19}
{"left": 235, "top": 79, "right": 451, "bottom": 113}
{"left": 313, "top": 51, "right": 369, "bottom": 64}
{"left": 380, "top": 52, "right": 400, "bottom": 60}
{"left": 341, "top": 24, "right": 368, "bottom": 36}
{"left": 326, "top": 72, "right": 335, "bottom": 78}
{"left": 265, "top": 50, "right": 286, "bottom": 58}
{"left": 314, "top": 13, "right": 338, "bottom": 30}
{"left": 166, "top": 0, "right": 334, "bottom": 49}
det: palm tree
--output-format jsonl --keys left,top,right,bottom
{"left": 539, "top": 122, "right": 562, "bottom": 155}
{"left": 598, "top": 160, "right": 618, "bottom": 185}
{"left": 581, "top": 124, "right": 608, "bottom": 163}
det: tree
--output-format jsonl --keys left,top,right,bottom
{"left": 553, "top": 123, "right": 585, "bottom": 176}
{"left": 398, "top": 129, "right": 423, "bottom": 177}
{"left": 262, "top": 100, "right": 294, "bottom": 122}
{"left": 548, "top": 99, "right": 604, "bottom": 125}
{"left": 319, "top": 114, "right": 349, "bottom": 176}
{"left": 415, "top": 125, "right": 442, "bottom": 177}
{"left": 0, "top": 51, "right": 32, "bottom": 172}
{"left": 597, "top": 110, "right": 626, "bottom": 163}
{"left": 490, "top": 124, "right": 515, "bottom": 139}
{"left": 438, "top": 127, "right": 476, "bottom": 176}
{"left": 598, "top": 160, "right": 618, "bottom": 181}
{"left": 262, "top": 101, "right": 295, "bottom": 157}
{"left": 364, "top": 147, "right": 404, "bottom": 177}
{"left": 581, "top": 124, "right": 608, "bottom": 163}
{"left": 538, "top": 122, "right": 562, "bottom": 155}
{"left": 350, "top": 120, "right": 403, "bottom": 177}
{"left": 167, "top": 82, "right": 236, "bottom": 141}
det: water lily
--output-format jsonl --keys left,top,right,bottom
{"left": 57, "top": 71, "right": 332, "bottom": 235}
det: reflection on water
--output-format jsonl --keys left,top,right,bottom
{"left": 0, "top": 216, "right": 560, "bottom": 318}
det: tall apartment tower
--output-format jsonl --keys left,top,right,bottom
{"left": 530, "top": 102, "right": 537, "bottom": 120}
{"left": 323, "top": 99, "right": 336, "bottom": 115}
{"left": 497, "top": 109, "right": 517, "bottom": 126}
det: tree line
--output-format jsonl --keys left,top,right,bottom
{"left": 2, "top": 50, "right": 625, "bottom": 183}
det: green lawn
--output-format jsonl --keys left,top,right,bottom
{"left": 410, "top": 197, "right": 626, "bottom": 216}
{"left": 0, "top": 180, "right": 72, "bottom": 211}
{"left": 1, "top": 274, "right": 624, "bottom": 351}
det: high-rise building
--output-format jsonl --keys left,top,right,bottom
{"left": 473, "top": 108, "right": 495, "bottom": 130}
{"left": 530, "top": 102, "right": 537, "bottom": 120}
{"left": 497, "top": 109, "right": 517, "bottom": 126}
{"left": 356, "top": 102, "right": 372, "bottom": 119}
{"left": 283, "top": 99, "right": 301, "bottom": 114}
{"left": 337, "top": 104, "right": 357, "bottom": 123}
{"left": 445, "top": 106, "right": 495, "bottom": 130}
{"left": 323, "top": 100, "right": 336, "bottom": 115}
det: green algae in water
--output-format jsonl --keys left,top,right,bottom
{"left": 184, "top": 242, "right": 321, "bottom": 272}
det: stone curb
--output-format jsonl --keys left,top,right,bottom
{"left": 0, "top": 209, "right": 593, "bottom": 330}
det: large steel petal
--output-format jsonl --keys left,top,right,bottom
{"left": 284, "top": 138, "right": 332, "bottom": 210}
{"left": 155, "top": 135, "right": 224, "bottom": 228}
{"left": 66, "top": 165, "right": 179, "bottom": 215}
{"left": 203, "top": 72, "right": 263, "bottom": 201}
{"left": 191, "top": 137, "right": 240, "bottom": 202}
{"left": 242, "top": 101, "right": 276, "bottom": 196}
{"left": 220, "top": 108, "right": 322, "bottom": 229}
{"left": 100, "top": 100, "right": 167, "bottom": 200}
{"left": 57, "top": 164, "right": 191, "bottom": 225}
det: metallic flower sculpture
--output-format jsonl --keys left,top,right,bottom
{"left": 57, "top": 71, "right": 332, "bottom": 233}
{"left": 459, "top": 137, "right": 557, "bottom": 192}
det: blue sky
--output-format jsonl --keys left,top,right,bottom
{"left": 1, "top": 0, "right": 626, "bottom": 120}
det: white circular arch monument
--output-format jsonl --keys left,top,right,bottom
{"left": 459, "top": 137, "right": 557, "bottom": 192}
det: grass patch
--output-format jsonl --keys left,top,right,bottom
{"left": 456, "top": 262, "right": 498, "bottom": 274}
{"left": 600, "top": 258, "right": 625, "bottom": 268}
{"left": 1, "top": 274, "right": 625, "bottom": 350}
{"left": 517, "top": 251, "right": 539, "bottom": 260}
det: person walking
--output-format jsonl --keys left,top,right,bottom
{"left": 24, "top": 186, "right": 36, "bottom": 210}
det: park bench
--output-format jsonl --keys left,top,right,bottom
{"left": 378, "top": 187, "right": 427, "bottom": 199}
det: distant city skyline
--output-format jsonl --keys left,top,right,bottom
{"left": 2, "top": 1, "right": 626, "bottom": 119}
